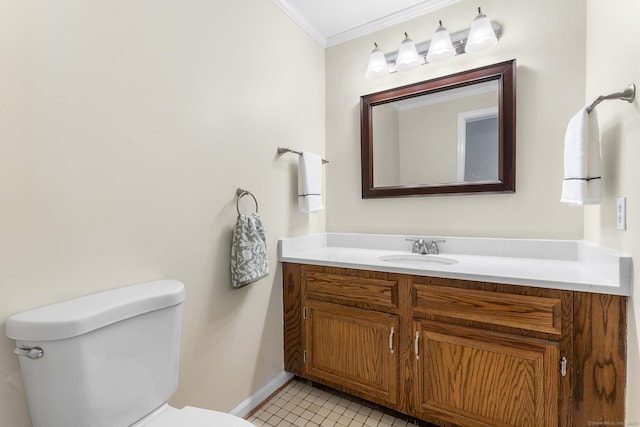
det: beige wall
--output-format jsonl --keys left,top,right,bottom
{"left": 585, "top": 0, "right": 640, "bottom": 423}
{"left": 0, "top": 1, "right": 325, "bottom": 425}
{"left": 326, "top": 0, "right": 586, "bottom": 238}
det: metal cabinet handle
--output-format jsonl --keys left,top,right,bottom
{"left": 389, "top": 327, "right": 395, "bottom": 354}
{"left": 14, "top": 346, "right": 44, "bottom": 360}
{"left": 414, "top": 331, "right": 420, "bottom": 360}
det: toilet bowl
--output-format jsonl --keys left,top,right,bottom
{"left": 132, "top": 404, "right": 254, "bottom": 426}
{"left": 5, "top": 279, "right": 255, "bottom": 427}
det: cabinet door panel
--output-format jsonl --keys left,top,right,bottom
{"left": 415, "top": 321, "right": 559, "bottom": 427}
{"left": 305, "top": 300, "right": 399, "bottom": 404}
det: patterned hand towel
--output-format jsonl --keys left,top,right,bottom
{"left": 231, "top": 213, "right": 268, "bottom": 288}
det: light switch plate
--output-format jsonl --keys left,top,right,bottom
{"left": 616, "top": 197, "right": 626, "bottom": 231}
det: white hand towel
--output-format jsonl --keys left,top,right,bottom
{"left": 560, "top": 107, "right": 601, "bottom": 205}
{"left": 298, "top": 152, "right": 324, "bottom": 212}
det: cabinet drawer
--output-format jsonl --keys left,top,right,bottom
{"left": 303, "top": 270, "right": 399, "bottom": 312}
{"left": 413, "top": 283, "right": 562, "bottom": 335}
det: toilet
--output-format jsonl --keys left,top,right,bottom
{"left": 5, "top": 279, "right": 255, "bottom": 427}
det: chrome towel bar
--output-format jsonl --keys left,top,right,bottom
{"left": 277, "top": 147, "right": 329, "bottom": 164}
{"left": 587, "top": 83, "right": 636, "bottom": 113}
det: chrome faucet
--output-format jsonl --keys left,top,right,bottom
{"left": 406, "top": 238, "right": 429, "bottom": 254}
{"left": 406, "top": 238, "right": 446, "bottom": 255}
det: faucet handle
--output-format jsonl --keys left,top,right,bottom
{"left": 406, "top": 237, "right": 420, "bottom": 253}
{"left": 429, "top": 239, "right": 446, "bottom": 255}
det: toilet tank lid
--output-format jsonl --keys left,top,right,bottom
{"left": 5, "top": 279, "right": 185, "bottom": 342}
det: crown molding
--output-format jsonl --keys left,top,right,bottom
{"left": 272, "top": 0, "right": 461, "bottom": 48}
{"left": 326, "top": 0, "right": 462, "bottom": 47}
{"left": 271, "top": 0, "right": 327, "bottom": 46}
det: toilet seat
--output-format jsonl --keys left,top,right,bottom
{"left": 131, "top": 404, "right": 255, "bottom": 427}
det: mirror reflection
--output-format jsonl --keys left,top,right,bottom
{"left": 372, "top": 80, "right": 499, "bottom": 186}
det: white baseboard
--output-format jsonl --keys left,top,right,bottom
{"left": 229, "top": 371, "right": 294, "bottom": 418}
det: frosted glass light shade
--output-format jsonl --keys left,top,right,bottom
{"left": 465, "top": 8, "right": 497, "bottom": 53}
{"left": 395, "top": 33, "right": 421, "bottom": 72}
{"left": 365, "top": 44, "right": 389, "bottom": 79}
{"left": 426, "top": 21, "right": 455, "bottom": 63}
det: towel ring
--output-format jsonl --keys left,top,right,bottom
{"left": 236, "top": 188, "right": 258, "bottom": 215}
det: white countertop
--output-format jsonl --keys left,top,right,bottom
{"left": 278, "top": 233, "right": 632, "bottom": 296}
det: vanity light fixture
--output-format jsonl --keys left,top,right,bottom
{"left": 425, "top": 20, "right": 455, "bottom": 63}
{"left": 364, "top": 6, "right": 501, "bottom": 79}
{"left": 395, "top": 33, "right": 421, "bottom": 72}
{"left": 365, "top": 43, "right": 389, "bottom": 79}
{"left": 465, "top": 7, "right": 498, "bottom": 53}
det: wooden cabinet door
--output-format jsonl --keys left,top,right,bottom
{"left": 304, "top": 300, "right": 399, "bottom": 405}
{"left": 413, "top": 320, "right": 560, "bottom": 427}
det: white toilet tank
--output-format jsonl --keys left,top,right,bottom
{"left": 5, "top": 280, "right": 185, "bottom": 427}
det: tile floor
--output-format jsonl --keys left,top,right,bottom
{"left": 247, "top": 379, "right": 414, "bottom": 427}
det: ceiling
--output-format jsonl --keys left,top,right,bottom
{"left": 271, "top": 0, "right": 462, "bottom": 48}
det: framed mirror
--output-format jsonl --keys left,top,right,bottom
{"left": 360, "top": 59, "right": 516, "bottom": 198}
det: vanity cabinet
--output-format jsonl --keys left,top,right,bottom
{"left": 283, "top": 263, "right": 626, "bottom": 427}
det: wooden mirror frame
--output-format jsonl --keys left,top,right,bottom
{"left": 360, "top": 59, "right": 516, "bottom": 198}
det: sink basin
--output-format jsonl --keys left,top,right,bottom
{"left": 378, "top": 253, "right": 458, "bottom": 267}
